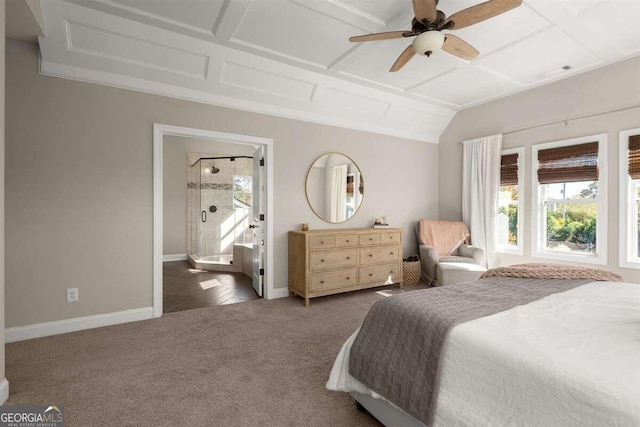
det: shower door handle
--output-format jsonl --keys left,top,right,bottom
{"left": 201, "top": 211, "right": 207, "bottom": 223}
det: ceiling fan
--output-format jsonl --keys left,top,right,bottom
{"left": 349, "top": 0, "right": 523, "bottom": 72}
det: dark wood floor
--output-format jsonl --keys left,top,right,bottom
{"left": 163, "top": 261, "right": 258, "bottom": 313}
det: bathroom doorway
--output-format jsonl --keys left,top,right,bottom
{"left": 153, "top": 124, "right": 273, "bottom": 318}
{"left": 188, "top": 155, "right": 254, "bottom": 267}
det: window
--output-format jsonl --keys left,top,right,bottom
{"left": 497, "top": 147, "right": 523, "bottom": 254}
{"left": 531, "top": 134, "right": 607, "bottom": 264}
{"left": 619, "top": 128, "right": 640, "bottom": 268}
{"left": 233, "top": 175, "right": 252, "bottom": 207}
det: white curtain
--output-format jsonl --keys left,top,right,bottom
{"left": 330, "top": 164, "right": 348, "bottom": 222}
{"left": 462, "top": 134, "right": 502, "bottom": 268}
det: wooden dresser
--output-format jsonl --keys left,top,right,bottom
{"left": 288, "top": 228, "right": 403, "bottom": 306}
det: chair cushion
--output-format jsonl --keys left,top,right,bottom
{"left": 436, "top": 262, "right": 487, "bottom": 287}
{"left": 439, "top": 256, "right": 475, "bottom": 264}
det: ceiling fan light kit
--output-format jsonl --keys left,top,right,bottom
{"left": 348, "top": 0, "right": 523, "bottom": 72}
{"left": 412, "top": 31, "right": 445, "bottom": 57}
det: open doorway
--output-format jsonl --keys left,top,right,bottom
{"left": 167, "top": 146, "right": 257, "bottom": 313}
{"left": 186, "top": 153, "right": 255, "bottom": 269}
{"left": 153, "top": 125, "right": 273, "bottom": 318}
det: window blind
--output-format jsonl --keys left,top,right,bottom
{"left": 500, "top": 153, "right": 519, "bottom": 186}
{"left": 537, "top": 142, "right": 598, "bottom": 184}
{"left": 628, "top": 135, "right": 640, "bottom": 179}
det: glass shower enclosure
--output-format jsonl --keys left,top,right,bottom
{"left": 188, "top": 155, "right": 253, "bottom": 267}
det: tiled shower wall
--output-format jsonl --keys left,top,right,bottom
{"left": 187, "top": 153, "right": 253, "bottom": 261}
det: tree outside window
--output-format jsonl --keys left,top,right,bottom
{"left": 544, "top": 181, "right": 597, "bottom": 254}
{"left": 498, "top": 185, "right": 518, "bottom": 246}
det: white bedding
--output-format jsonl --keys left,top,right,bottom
{"left": 327, "top": 281, "right": 640, "bottom": 426}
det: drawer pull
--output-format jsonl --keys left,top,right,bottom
{"left": 369, "top": 238, "right": 373, "bottom": 241}
{"left": 390, "top": 270, "right": 394, "bottom": 274}
{"left": 321, "top": 259, "right": 325, "bottom": 262}
{"left": 390, "top": 252, "right": 394, "bottom": 255}
{"left": 389, "top": 236, "right": 394, "bottom": 239}
{"left": 369, "top": 273, "right": 373, "bottom": 277}
{"left": 346, "top": 277, "right": 350, "bottom": 280}
{"left": 369, "top": 254, "right": 373, "bottom": 257}
{"left": 320, "top": 280, "right": 324, "bottom": 284}
{"left": 320, "top": 241, "right": 324, "bottom": 244}
{"left": 346, "top": 239, "right": 350, "bottom": 243}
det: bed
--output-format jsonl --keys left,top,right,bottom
{"left": 326, "top": 264, "right": 640, "bottom": 427}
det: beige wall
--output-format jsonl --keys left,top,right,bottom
{"left": 163, "top": 136, "right": 255, "bottom": 256}
{"left": 163, "top": 140, "right": 188, "bottom": 256}
{"left": 439, "top": 55, "right": 640, "bottom": 282}
{"left": 1, "top": 0, "right": 6, "bottom": 387}
{"left": 6, "top": 39, "right": 439, "bottom": 328}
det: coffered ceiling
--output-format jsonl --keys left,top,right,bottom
{"left": 35, "top": 0, "right": 640, "bottom": 142}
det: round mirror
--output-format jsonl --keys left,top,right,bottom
{"left": 305, "top": 153, "right": 364, "bottom": 223}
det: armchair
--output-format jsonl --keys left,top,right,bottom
{"left": 415, "top": 220, "right": 485, "bottom": 286}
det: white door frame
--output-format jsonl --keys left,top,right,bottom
{"left": 153, "top": 123, "right": 274, "bottom": 318}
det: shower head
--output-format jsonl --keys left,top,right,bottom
{"left": 211, "top": 167, "right": 220, "bottom": 174}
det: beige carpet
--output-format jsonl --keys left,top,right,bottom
{"left": 6, "top": 286, "right": 426, "bottom": 426}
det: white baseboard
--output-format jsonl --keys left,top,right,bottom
{"left": 0, "top": 379, "right": 8, "bottom": 405}
{"left": 163, "top": 254, "right": 188, "bottom": 262}
{"left": 5, "top": 307, "right": 154, "bottom": 343}
{"left": 269, "top": 287, "right": 290, "bottom": 300}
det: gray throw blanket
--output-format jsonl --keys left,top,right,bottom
{"left": 348, "top": 277, "right": 593, "bottom": 426}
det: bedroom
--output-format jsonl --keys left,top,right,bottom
{"left": 1, "top": 0, "right": 639, "bottom": 426}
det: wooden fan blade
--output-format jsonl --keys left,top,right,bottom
{"left": 390, "top": 45, "right": 416, "bottom": 72}
{"left": 349, "top": 31, "right": 411, "bottom": 42}
{"left": 446, "top": 0, "right": 522, "bottom": 30}
{"left": 412, "top": 0, "right": 438, "bottom": 23}
{"left": 442, "top": 34, "right": 479, "bottom": 61}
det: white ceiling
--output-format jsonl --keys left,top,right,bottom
{"left": 34, "top": 0, "right": 640, "bottom": 143}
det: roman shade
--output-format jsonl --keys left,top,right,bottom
{"left": 537, "top": 142, "right": 598, "bottom": 184}
{"left": 628, "top": 135, "right": 640, "bottom": 179}
{"left": 500, "top": 153, "right": 519, "bottom": 186}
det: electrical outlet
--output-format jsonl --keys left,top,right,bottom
{"left": 66, "top": 288, "right": 79, "bottom": 302}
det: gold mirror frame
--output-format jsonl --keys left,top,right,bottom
{"left": 304, "top": 152, "right": 364, "bottom": 224}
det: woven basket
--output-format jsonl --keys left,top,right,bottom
{"left": 402, "top": 260, "right": 421, "bottom": 286}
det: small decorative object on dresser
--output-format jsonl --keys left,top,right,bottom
{"left": 288, "top": 228, "right": 403, "bottom": 306}
{"left": 373, "top": 216, "right": 389, "bottom": 228}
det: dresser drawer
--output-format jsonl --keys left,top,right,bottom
{"left": 359, "top": 233, "right": 381, "bottom": 245}
{"left": 359, "top": 245, "right": 400, "bottom": 265}
{"left": 310, "top": 268, "right": 357, "bottom": 292}
{"left": 381, "top": 232, "right": 401, "bottom": 244}
{"left": 335, "top": 234, "right": 358, "bottom": 247}
{"left": 359, "top": 263, "right": 402, "bottom": 285}
{"left": 310, "top": 249, "right": 357, "bottom": 271}
{"left": 309, "top": 235, "right": 335, "bottom": 250}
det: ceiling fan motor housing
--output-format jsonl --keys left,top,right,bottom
{"left": 412, "top": 31, "right": 445, "bottom": 56}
